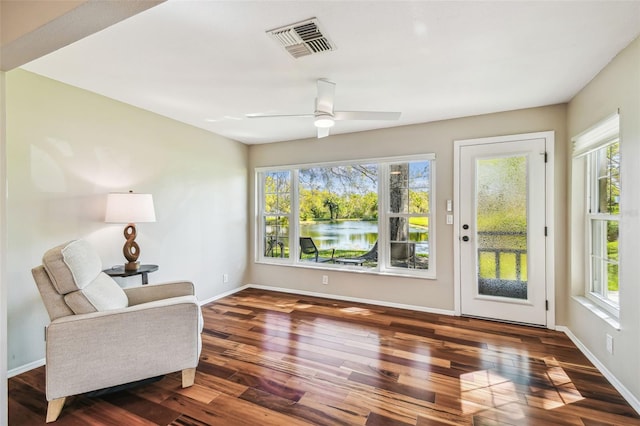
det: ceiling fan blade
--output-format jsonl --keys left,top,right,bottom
{"left": 316, "top": 79, "right": 335, "bottom": 114}
{"left": 246, "top": 113, "right": 314, "bottom": 119}
{"left": 317, "top": 127, "right": 330, "bottom": 138}
{"left": 333, "top": 111, "right": 401, "bottom": 121}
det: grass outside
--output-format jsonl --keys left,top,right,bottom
{"left": 608, "top": 240, "right": 619, "bottom": 292}
{"left": 479, "top": 252, "right": 528, "bottom": 281}
{"left": 409, "top": 217, "right": 428, "bottom": 228}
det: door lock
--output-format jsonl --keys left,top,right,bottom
{"left": 462, "top": 236, "right": 469, "bottom": 242}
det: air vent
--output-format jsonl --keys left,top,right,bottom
{"left": 267, "top": 18, "right": 335, "bottom": 59}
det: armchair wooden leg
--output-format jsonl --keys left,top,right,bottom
{"left": 182, "top": 368, "right": 196, "bottom": 388}
{"left": 46, "top": 397, "right": 66, "bottom": 423}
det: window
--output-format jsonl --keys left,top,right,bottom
{"left": 299, "top": 163, "right": 379, "bottom": 266}
{"left": 257, "top": 155, "right": 435, "bottom": 278}
{"left": 573, "top": 113, "right": 620, "bottom": 315}
{"left": 387, "top": 161, "right": 431, "bottom": 270}
{"left": 262, "top": 171, "right": 291, "bottom": 259}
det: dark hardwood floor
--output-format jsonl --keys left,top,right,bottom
{"left": 9, "top": 288, "right": 640, "bottom": 425}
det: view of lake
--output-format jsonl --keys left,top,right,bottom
{"left": 300, "top": 220, "right": 428, "bottom": 253}
{"left": 300, "top": 221, "right": 378, "bottom": 251}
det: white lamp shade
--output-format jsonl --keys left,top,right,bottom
{"left": 105, "top": 192, "right": 156, "bottom": 223}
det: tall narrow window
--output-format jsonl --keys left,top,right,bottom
{"left": 588, "top": 142, "right": 620, "bottom": 307}
{"left": 262, "top": 171, "right": 291, "bottom": 259}
{"left": 387, "top": 161, "right": 432, "bottom": 270}
{"left": 573, "top": 113, "right": 620, "bottom": 315}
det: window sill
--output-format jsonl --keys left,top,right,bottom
{"left": 255, "top": 259, "right": 436, "bottom": 280}
{"left": 572, "top": 295, "right": 620, "bottom": 330}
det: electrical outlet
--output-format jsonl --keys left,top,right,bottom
{"left": 606, "top": 334, "right": 614, "bottom": 354}
{"left": 322, "top": 275, "right": 329, "bottom": 285}
{"left": 223, "top": 273, "right": 229, "bottom": 283}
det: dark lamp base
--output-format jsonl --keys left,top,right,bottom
{"left": 125, "top": 261, "right": 140, "bottom": 271}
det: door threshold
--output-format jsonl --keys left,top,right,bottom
{"left": 461, "top": 314, "right": 546, "bottom": 329}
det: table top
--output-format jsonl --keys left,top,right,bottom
{"left": 103, "top": 264, "right": 158, "bottom": 277}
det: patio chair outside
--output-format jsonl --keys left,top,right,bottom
{"left": 299, "top": 237, "right": 335, "bottom": 263}
{"left": 334, "top": 241, "right": 378, "bottom": 266}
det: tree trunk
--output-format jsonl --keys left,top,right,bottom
{"left": 389, "top": 164, "right": 409, "bottom": 241}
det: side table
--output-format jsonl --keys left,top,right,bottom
{"left": 103, "top": 264, "right": 159, "bottom": 285}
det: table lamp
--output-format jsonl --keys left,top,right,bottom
{"left": 105, "top": 191, "right": 156, "bottom": 271}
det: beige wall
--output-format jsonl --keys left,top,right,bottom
{"left": 248, "top": 104, "right": 568, "bottom": 318}
{"left": 1, "top": 70, "right": 7, "bottom": 423}
{"left": 567, "top": 37, "right": 640, "bottom": 401}
{"left": 6, "top": 69, "right": 248, "bottom": 370}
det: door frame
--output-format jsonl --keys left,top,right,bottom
{"left": 453, "top": 131, "right": 555, "bottom": 329}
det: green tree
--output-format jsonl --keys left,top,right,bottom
{"left": 323, "top": 194, "right": 341, "bottom": 220}
{"left": 299, "top": 165, "right": 377, "bottom": 221}
{"left": 362, "top": 192, "right": 378, "bottom": 220}
{"left": 299, "top": 188, "right": 325, "bottom": 221}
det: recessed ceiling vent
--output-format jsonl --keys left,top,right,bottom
{"left": 267, "top": 18, "right": 335, "bottom": 59}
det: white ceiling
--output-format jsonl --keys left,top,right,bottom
{"left": 21, "top": 0, "right": 640, "bottom": 144}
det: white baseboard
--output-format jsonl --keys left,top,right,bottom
{"left": 557, "top": 325, "right": 640, "bottom": 414}
{"left": 198, "top": 284, "right": 251, "bottom": 306}
{"left": 245, "top": 284, "right": 456, "bottom": 316}
{"left": 8, "top": 357, "right": 45, "bottom": 378}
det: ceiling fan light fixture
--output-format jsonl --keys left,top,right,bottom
{"left": 314, "top": 114, "right": 335, "bottom": 128}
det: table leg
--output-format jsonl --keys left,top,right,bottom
{"left": 141, "top": 272, "right": 149, "bottom": 285}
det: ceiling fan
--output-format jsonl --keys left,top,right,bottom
{"left": 246, "top": 79, "right": 401, "bottom": 138}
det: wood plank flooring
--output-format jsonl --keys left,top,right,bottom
{"left": 9, "top": 288, "right": 640, "bottom": 425}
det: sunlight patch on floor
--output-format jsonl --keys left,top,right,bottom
{"left": 340, "top": 306, "right": 374, "bottom": 315}
{"left": 459, "top": 358, "right": 584, "bottom": 418}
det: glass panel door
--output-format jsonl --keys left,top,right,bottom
{"left": 476, "top": 155, "right": 528, "bottom": 299}
{"left": 458, "top": 137, "right": 547, "bottom": 326}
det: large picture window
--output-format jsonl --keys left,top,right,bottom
{"left": 257, "top": 155, "right": 435, "bottom": 278}
{"left": 573, "top": 113, "right": 620, "bottom": 316}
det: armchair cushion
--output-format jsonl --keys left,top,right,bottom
{"left": 42, "top": 240, "right": 128, "bottom": 314}
{"left": 64, "top": 273, "right": 129, "bottom": 314}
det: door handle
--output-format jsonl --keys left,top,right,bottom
{"left": 462, "top": 236, "right": 469, "bottom": 242}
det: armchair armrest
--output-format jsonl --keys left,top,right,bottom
{"left": 124, "top": 281, "right": 195, "bottom": 306}
{"left": 45, "top": 295, "right": 200, "bottom": 401}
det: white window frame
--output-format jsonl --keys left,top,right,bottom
{"left": 572, "top": 112, "right": 620, "bottom": 317}
{"left": 379, "top": 158, "right": 436, "bottom": 276}
{"left": 256, "top": 154, "right": 436, "bottom": 279}
{"left": 258, "top": 169, "right": 293, "bottom": 263}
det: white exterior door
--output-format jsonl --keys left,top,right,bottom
{"left": 456, "top": 134, "right": 550, "bottom": 326}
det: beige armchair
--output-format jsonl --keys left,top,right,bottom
{"left": 32, "top": 239, "right": 202, "bottom": 422}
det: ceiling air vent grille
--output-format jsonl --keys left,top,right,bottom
{"left": 267, "top": 18, "right": 335, "bottom": 59}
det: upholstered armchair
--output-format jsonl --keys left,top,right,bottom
{"left": 32, "top": 240, "right": 202, "bottom": 422}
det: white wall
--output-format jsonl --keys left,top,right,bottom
{"left": 6, "top": 69, "right": 248, "bottom": 370}
{"left": 567, "top": 37, "right": 640, "bottom": 402}
{"left": 248, "top": 104, "right": 568, "bottom": 317}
